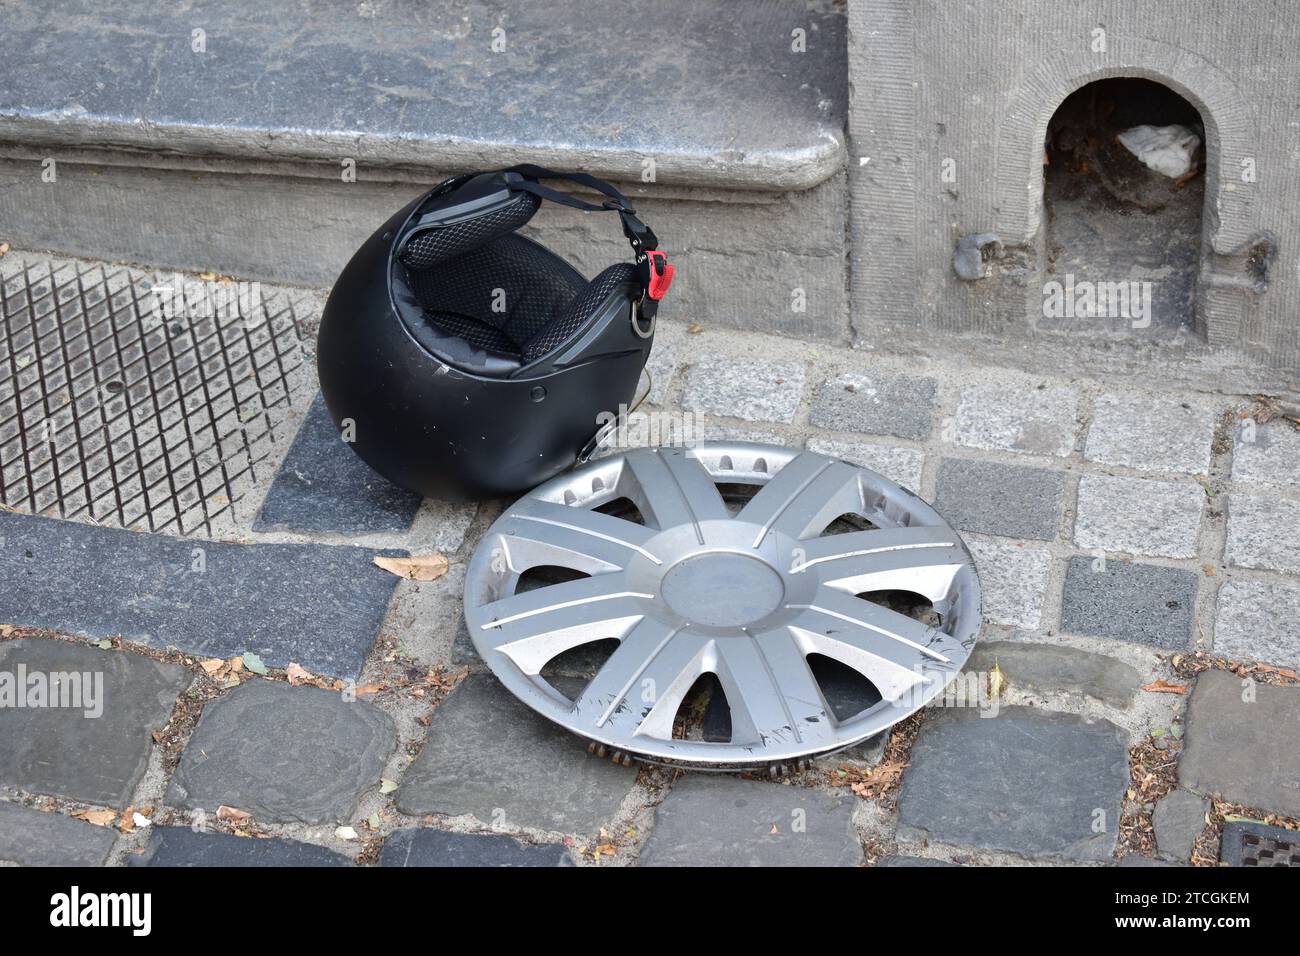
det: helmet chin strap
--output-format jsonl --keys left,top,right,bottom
{"left": 502, "top": 165, "right": 674, "bottom": 320}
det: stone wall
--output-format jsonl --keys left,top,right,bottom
{"left": 848, "top": 0, "right": 1300, "bottom": 372}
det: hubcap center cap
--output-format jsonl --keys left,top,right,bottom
{"left": 660, "top": 552, "right": 784, "bottom": 628}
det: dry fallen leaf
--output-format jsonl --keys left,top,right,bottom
{"left": 1141, "top": 679, "right": 1187, "bottom": 695}
{"left": 373, "top": 554, "right": 449, "bottom": 582}
{"left": 593, "top": 843, "right": 618, "bottom": 857}
{"left": 354, "top": 684, "right": 384, "bottom": 697}
{"left": 200, "top": 658, "right": 225, "bottom": 675}
{"left": 987, "top": 661, "right": 1007, "bottom": 699}
{"left": 228, "top": 656, "right": 245, "bottom": 673}
{"left": 216, "top": 805, "right": 252, "bottom": 825}
{"left": 74, "top": 809, "right": 118, "bottom": 827}
{"left": 687, "top": 323, "right": 705, "bottom": 334}
{"left": 286, "top": 662, "right": 314, "bottom": 686}
{"left": 0, "top": 242, "right": 10, "bottom": 257}
{"left": 1254, "top": 663, "right": 1299, "bottom": 681}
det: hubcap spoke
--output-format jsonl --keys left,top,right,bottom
{"left": 572, "top": 618, "right": 704, "bottom": 737}
{"left": 500, "top": 496, "right": 663, "bottom": 572}
{"left": 624, "top": 446, "right": 729, "bottom": 532}
{"left": 739, "top": 452, "right": 864, "bottom": 546}
{"left": 791, "top": 526, "right": 968, "bottom": 599}
{"left": 786, "top": 586, "right": 949, "bottom": 701}
{"left": 476, "top": 572, "right": 650, "bottom": 671}
{"left": 715, "top": 631, "right": 838, "bottom": 747}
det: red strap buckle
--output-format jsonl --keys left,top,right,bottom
{"left": 644, "top": 250, "right": 674, "bottom": 301}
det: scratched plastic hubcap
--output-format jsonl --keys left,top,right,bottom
{"left": 464, "top": 442, "right": 982, "bottom": 769}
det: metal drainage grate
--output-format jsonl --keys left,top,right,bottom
{"left": 0, "top": 254, "right": 314, "bottom": 536}
{"left": 1220, "top": 821, "right": 1300, "bottom": 867}
{"left": 465, "top": 442, "right": 982, "bottom": 771}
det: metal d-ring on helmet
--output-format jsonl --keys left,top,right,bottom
{"left": 315, "top": 165, "right": 674, "bottom": 501}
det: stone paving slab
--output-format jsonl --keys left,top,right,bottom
{"left": 1231, "top": 422, "right": 1300, "bottom": 488}
{"left": 1074, "top": 474, "right": 1203, "bottom": 559}
{"left": 1084, "top": 394, "right": 1216, "bottom": 476}
{"left": 167, "top": 681, "right": 395, "bottom": 825}
{"left": 1179, "top": 668, "right": 1300, "bottom": 818}
{"left": 876, "top": 855, "right": 957, "bottom": 867}
{"left": 1060, "top": 556, "right": 1196, "bottom": 649}
{"left": 0, "top": 510, "right": 400, "bottom": 680}
{"left": 966, "top": 640, "right": 1141, "bottom": 709}
{"left": 0, "top": 638, "right": 188, "bottom": 807}
{"left": 805, "top": 437, "right": 924, "bottom": 491}
{"left": 809, "top": 371, "right": 937, "bottom": 440}
{"left": 965, "top": 540, "right": 1052, "bottom": 629}
{"left": 934, "top": 458, "right": 1066, "bottom": 541}
{"left": 681, "top": 359, "right": 806, "bottom": 424}
{"left": 379, "top": 827, "right": 572, "bottom": 867}
{"left": 1226, "top": 495, "right": 1300, "bottom": 573}
{"left": 254, "top": 392, "right": 422, "bottom": 536}
{"left": 1214, "top": 578, "right": 1300, "bottom": 669}
{"left": 0, "top": 800, "right": 118, "bottom": 866}
{"left": 395, "top": 674, "right": 637, "bottom": 835}
{"left": 950, "top": 381, "right": 1080, "bottom": 458}
{"left": 896, "top": 707, "right": 1129, "bottom": 861}
{"left": 639, "top": 775, "right": 861, "bottom": 867}
{"left": 1152, "top": 789, "right": 1208, "bottom": 862}
{"left": 128, "top": 827, "right": 351, "bottom": 867}
{"left": 1219, "top": 820, "right": 1300, "bottom": 866}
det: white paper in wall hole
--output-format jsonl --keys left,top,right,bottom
{"left": 1116, "top": 124, "right": 1202, "bottom": 179}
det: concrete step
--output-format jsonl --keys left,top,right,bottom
{"left": 0, "top": 0, "right": 850, "bottom": 341}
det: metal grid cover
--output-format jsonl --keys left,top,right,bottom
{"left": 0, "top": 253, "right": 314, "bottom": 536}
{"left": 1220, "top": 821, "right": 1300, "bottom": 867}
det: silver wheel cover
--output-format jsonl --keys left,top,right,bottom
{"left": 465, "top": 442, "right": 981, "bottom": 769}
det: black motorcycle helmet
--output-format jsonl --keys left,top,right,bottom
{"left": 316, "top": 165, "right": 673, "bottom": 500}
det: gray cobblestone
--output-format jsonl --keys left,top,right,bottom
{"left": 1084, "top": 394, "right": 1216, "bottom": 476}
{"left": 1060, "top": 556, "right": 1197, "bottom": 648}
{"left": 809, "top": 370, "right": 936, "bottom": 440}
{"left": 681, "top": 359, "right": 805, "bottom": 424}
{"left": 805, "top": 437, "right": 924, "bottom": 490}
{"left": 395, "top": 674, "right": 636, "bottom": 834}
{"left": 379, "top": 827, "right": 572, "bottom": 867}
{"left": 0, "top": 801, "right": 118, "bottom": 866}
{"left": 0, "top": 638, "right": 189, "bottom": 807}
{"left": 950, "top": 381, "right": 1080, "bottom": 458}
{"left": 897, "top": 707, "right": 1128, "bottom": 861}
{"left": 1226, "top": 495, "right": 1300, "bottom": 573}
{"left": 934, "top": 458, "right": 1066, "bottom": 541}
{"left": 639, "top": 774, "right": 861, "bottom": 867}
{"left": 1214, "top": 577, "right": 1300, "bottom": 668}
{"left": 1074, "top": 474, "right": 1203, "bottom": 558}
{"left": 167, "top": 680, "right": 396, "bottom": 825}
{"left": 1231, "top": 421, "right": 1300, "bottom": 488}
{"left": 1180, "top": 669, "right": 1300, "bottom": 818}
{"left": 254, "top": 392, "right": 422, "bottom": 536}
{"left": 1152, "top": 789, "right": 1208, "bottom": 862}
{"left": 130, "top": 827, "right": 350, "bottom": 866}
{"left": 966, "top": 539, "right": 1052, "bottom": 629}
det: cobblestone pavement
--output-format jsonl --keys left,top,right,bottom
{"left": 2, "top": 251, "right": 1298, "bottom": 866}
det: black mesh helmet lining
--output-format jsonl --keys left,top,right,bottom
{"left": 399, "top": 233, "right": 638, "bottom": 368}
{"left": 399, "top": 190, "right": 541, "bottom": 270}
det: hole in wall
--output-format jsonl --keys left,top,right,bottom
{"left": 1041, "top": 77, "right": 1205, "bottom": 340}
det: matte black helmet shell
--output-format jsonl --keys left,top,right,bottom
{"left": 316, "top": 167, "right": 672, "bottom": 500}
